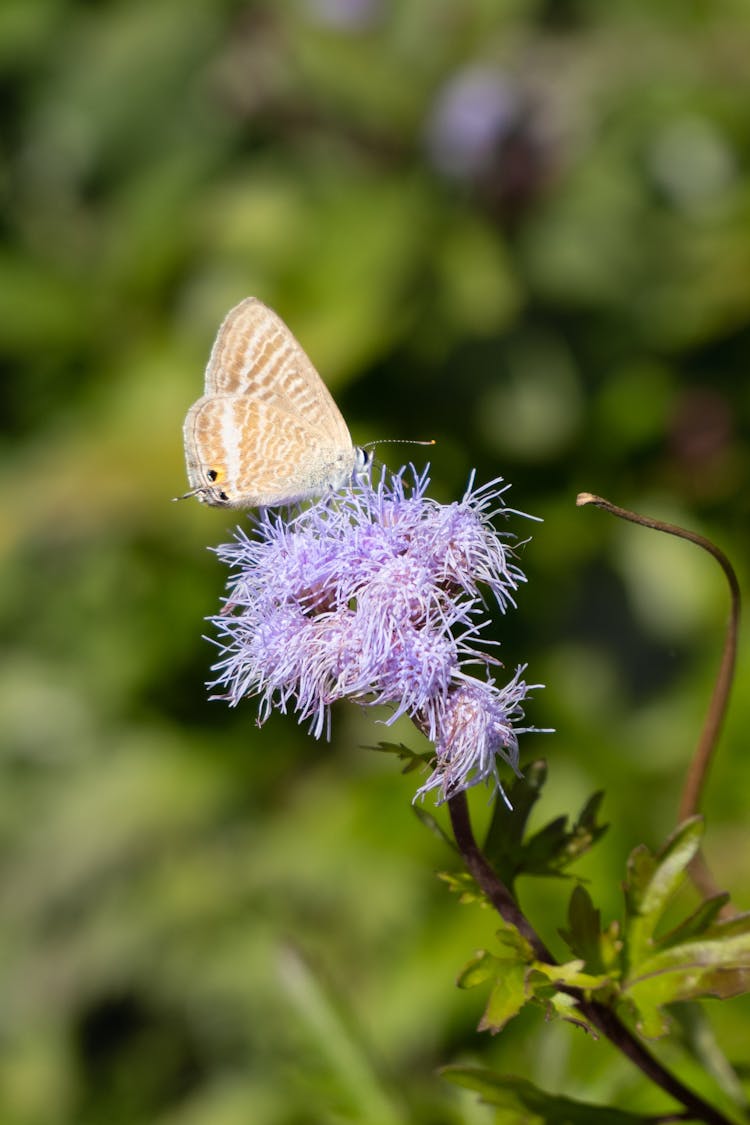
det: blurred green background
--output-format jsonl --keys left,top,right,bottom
{"left": 2, "top": 1, "right": 749, "bottom": 1122}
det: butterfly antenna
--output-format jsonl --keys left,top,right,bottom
{"left": 363, "top": 438, "right": 436, "bottom": 450}
{"left": 172, "top": 487, "right": 205, "bottom": 502}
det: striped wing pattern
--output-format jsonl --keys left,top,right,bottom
{"left": 204, "top": 298, "right": 351, "bottom": 448}
{"left": 183, "top": 298, "right": 356, "bottom": 508}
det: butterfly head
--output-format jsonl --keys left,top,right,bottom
{"left": 198, "top": 467, "right": 233, "bottom": 506}
{"left": 173, "top": 464, "right": 236, "bottom": 508}
{"left": 353, "top": 446, "right": 373, "bottom": 476}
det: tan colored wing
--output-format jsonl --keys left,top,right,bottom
{"left": 203, "top": 297, "right": 351, "bottom": 450}
{"left": 183, "top": 395, "right": 356, "bottom": 508}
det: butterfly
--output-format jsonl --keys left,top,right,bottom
{"left": 179, "top": 297, "right": 370, "bottom": 508}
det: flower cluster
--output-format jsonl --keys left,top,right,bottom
{"left": 208, "top": 466, "right": 542, "bottom": 803}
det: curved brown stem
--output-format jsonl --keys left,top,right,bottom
{"left": 576, "top": 492, "right": 740, "bottom": 907}
{"left": 447, "top": 792, "right": 734, "bottom": 1125}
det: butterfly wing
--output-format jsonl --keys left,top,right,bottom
{"left": 203, "top": 297, "right": 352, "bottom": 451}
{"left": 184, "top": 394, "right": 356, "bottom": 508}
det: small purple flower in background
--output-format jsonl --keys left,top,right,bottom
{"left": 209, "top": 466, "right": 543, "bottom": 803}
{"left": 306, "top": 0, "right": 381, "bottom": 32}
{"left": 424, "top": 63, "right": 556, "bottom": 218}
{"left": 425, "top": 65, "right": 522, "bottom": 181}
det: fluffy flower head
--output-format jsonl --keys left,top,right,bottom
{"left": 209, "top": 465, "right": 542, "bottom": 802}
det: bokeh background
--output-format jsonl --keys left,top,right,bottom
{"left": 2, "top": 1, "right": 749, "bottom": 1122}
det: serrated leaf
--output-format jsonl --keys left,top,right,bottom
{"left": 626, "top": 817, "right": 703, "bottom": 915}
{"left": 483, "top": 760, "right": 548, "bottom": 883}
{"left": 522, "top": 815, "right": 571, "bottom": 871}
{"left": 458, "top": 928, "right": 539, "bottom": 1034}
{"left": 457, "top": 923, "right": 535, "bottom": 986}
{"left": 530, "top": 959, "right": 612, "bottom": 992}
{"left": 625, "top": 817, "right": 704, "bottom": 964}
{"left": 618, "top": 820, "right": 749, "bottom": 1038}
{"left": 559, "top": 885, "right": 623, "bottom": 979}
{"left": 576, "top": 790, "right": 606, "bottom": 833}
{"left": 457, "top": 950, "right": 531, "bottom": 1033}
{"left": 458, "top": 928, "right": 612, "bottom": 1037}
{"left": 458, "top": 949, "right": 504, "bottom": 989}
{"left": 495, "top": 923, "right": 535, "bottom": 961}
{"left": 658, "top": 893, "right": 731, "bottom": 948}
{"left": 369, "top": 741, "right": 432, "bottom": 773}
{"left": 522, "top": 793, "right": 608, "bottom": 879}
{"left": 519, "top": 791, "right": 608, "bottom": 880}
{"left": 482, "top": 768, "right": 608, "bottom": 886}
{"left": 560, "top": 885, "right": 604, "bottom": 966}
{"left": 441, "top": 1069, "right": 653, "bottom": 1123}
{"left": 632, "top": 931, "right": 750, "bottom": 988}
{"left": 562, "top": 790, "right": 608, "bottom": 864}
{"left": 437, "top": 869, "right": 488, "bottom": 904}
{"left": 624, "top": 929, "right": 750, "bottom": 1037}
{"left": 478, "top": 962, "right": 529, "bottom": 1032}
{"left": 540, "top": 990, "right": 598, "bottom": 1034}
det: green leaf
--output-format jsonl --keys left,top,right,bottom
{"left": 457, "top": 949, "right": 530, "bottom": 1033}
{"left": 703, "top": 910, "right": 750, "bottom": 940}
{"left": 437, "top": 869, "right": 488, "bottom": 905}
{"left": 618, "top": 819, "right": 750, "bottom": 1035}
{"left": 478, "top": 963, "right": 530, "bottom": 1033}
{"left": 624, "top": 817, "right": 704, "bottom": 965}
{"left": 624, "top": 928, "right": 750, "bottom": 1037}
{"left": 482, "top": 764, "right": 608, "bottom": 886}
{"left": 411, "top": 806, "right": 456, "bottom": 851}
{"left": 441, "top": 1069, "right": 654, "bottom": 1123}
{"left": 576, "top": 790, "right": 607, "bottom": 835}
{"left": 560, "top": 884, "right": 623, "bottom": 976}
{"left": 457, "top": 949, "right": 505, "bottom": 989}
{"left": 368, "top": 741, "right": 432, "bottom": 774}
{"left": 456, "top": 925, "right": 535, "bottom": 991}
{"left": 519, "top": 792, "right": 608, "bottom": 879}
{"left": 522, "top": 815, "right": 572, "bottom": 872}
{"left": 560, "top": 885, "right": 602, "bottom": 964}
{"left": 657, "top": 893, "right": 731, "bottom": 948}
{"left": 483, "top": 759, "right": 547, "bottom": 883}
{"left": 457, "top": 922, "right": 544, "bottom": 1034}
{"left": 538, "top": 823, "right": 750, "bottom": 1043}
{"left": 564, "top": 790, "right": 609, "bottom": 865}
{"left": 457, "top": 925, "right": 610, "bottom": 1036}
{"left": 494, "top": 923, "right": 536, "bottom": 961}
{"left": 541, "top": 990, "right": 598, "bottom": 1033}
{"left": 631, "top": 930, "right": 750, "bottom": 995}
{"left": 621, "top": 995, "right": 671, "bottom": 1039}
{"left": 530, "top": 959, "right": 612, "bottom": 992}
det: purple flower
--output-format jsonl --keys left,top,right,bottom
{"left": 415, "top": 671, "right": 532, "bottom": 802}
{"left": 208, "top": 465, "right": 543, "bottom": 802}
{"left": 305, "top": 0, "right": 381, "bottom": 32}
{"left": 425, "top": 65, "right": 521, "bottom": 180}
